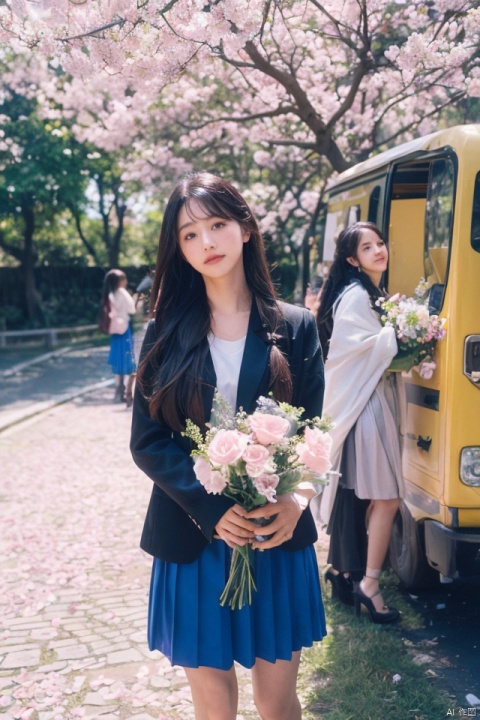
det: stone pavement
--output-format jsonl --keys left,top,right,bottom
{"left": 0, "top": 384, "right": 323, "bottom": 720}
{"left": 0, "top": 344, "right": 114, "bottom": 433}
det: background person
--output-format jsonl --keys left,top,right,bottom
{"left": 130, "top": 172, "right": 326, "bottom": 720}
{"left": 315, "top": 221, "right": 402, "bottom": 624}
{"left": 101, "top": 268, "right": 137, "bottom": 406}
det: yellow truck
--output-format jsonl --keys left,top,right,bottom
{"left": 320, "top": 125, "right": 480, "bottom": 587}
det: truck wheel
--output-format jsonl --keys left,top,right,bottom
{"left": 389, "top": 501, "right": 438, "bottom": 590}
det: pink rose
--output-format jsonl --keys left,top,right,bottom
{"left": 296, "top": 427, "right": 332, "bottom": 475}
{"left": 248, "top": 412, "right": 291, "bottom": 446}
{"left": 253, "top": 473, "right": 279, "bottom": 502}
{"left": 193, "top": 457, "right": 227, "bottom": 494}
{"left": 207, "top": 429, "right": 249, "bottom": 466}
{"left": 242, "top": 443, "right": 271, "bottom": 477}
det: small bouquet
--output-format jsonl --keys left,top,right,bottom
{"left": 183, "top": 395, "right": 333, "bottom": 610}
{"left": 377, "top": 278, "right": 446, "bottom": 378}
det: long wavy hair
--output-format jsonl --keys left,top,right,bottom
{"left": 316, "top": 221, "right": 386, "bottom": 360}
{"left": 138, "top": 172, "right": 293, "bottom": 430}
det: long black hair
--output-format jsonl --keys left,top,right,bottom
{"left": 138, "top": 172, "right": 293, "bottom": 430}
{"left": 316, "top": 221, "right": 386, "bottom": 360}
{"left": 101, "top": 268, "right": 126, "bottom": 305}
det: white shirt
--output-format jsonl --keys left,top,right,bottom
{"left": 208, "top": 333, "right": 246, "bottom": 414}
{"left": 109, "top": 287, "right": 136, "bottom": 325}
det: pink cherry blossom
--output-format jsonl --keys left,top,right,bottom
{"left": 1, "top": 2, "right": 479, "bottom": 288}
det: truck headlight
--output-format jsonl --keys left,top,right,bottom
{"left": 460, "top": 447, "right": 480, "bottom": 486}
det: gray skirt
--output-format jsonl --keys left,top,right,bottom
{"left": 340, "top": 372, "right": 404, "bottom": 500}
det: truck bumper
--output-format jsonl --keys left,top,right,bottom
{"left": 424, "top": 521, "right": 480, "bottom": 579}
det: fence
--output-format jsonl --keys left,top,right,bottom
{"left": 0, "top": 324, "right": 101, "bottom": 350}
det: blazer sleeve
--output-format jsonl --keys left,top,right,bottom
{"left": 130, "top": 321, "right": 233, "bottom": 542}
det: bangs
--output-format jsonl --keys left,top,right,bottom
{"left": 182, "top": 189, "right": 249, "bottom": 225}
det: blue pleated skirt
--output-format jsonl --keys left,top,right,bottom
{"left": 108, "top": 326, "right": 136, "bottom": 375}
{"left": 148, "top": 540, "right": 326, "bottom": 670}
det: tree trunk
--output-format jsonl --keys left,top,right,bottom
{"left": 108, "top": 198, "right": 126, "bottom": 268}
{"left": 301, "top": 193, "right": 325, "bottom": 295}
{"left": 21, "top": 193, "right": 42, "bottom": 324}
{"left": 70, "top": 207, "right": 102, "bottom": 266}
{"left": 96, "top": 175, "right": 126, "bottom": 268}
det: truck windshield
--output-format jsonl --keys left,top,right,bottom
{"left": 471, "top": 171, "right": 480, "bottom": 253}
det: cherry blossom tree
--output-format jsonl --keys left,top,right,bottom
{"left": 1, "top": 1, "right": 479, "bottom": 170}
{"left": 2, "top": 1, "right": 480, "bottom": 292}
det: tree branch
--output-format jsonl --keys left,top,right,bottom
{"left": 376, "top": 91, "right": 465, "bottom": 150}
{"left": 176, "top": 104, "right": 297, "bottom": 131}
{"left": 265, "top": 138, "right": 319, "bottom": 150}
{"left": 325, "top": 54, "right": 371, "bottom": 130}
{"left": 242, "top": 39, "right": 350, "bottom": 172}
{"left": 69, "top": 206, "right": 101, "bottom": 265}
{"left": 308, "top": 0, "right": 363, "bottom": 51}
{"left": 58, "top": 15, "right": 126, "bottom": 42}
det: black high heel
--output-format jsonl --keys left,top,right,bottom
{"left": 324, "top": 569, "right": 354, "bottom": 606}
{"left": 353, "top": 583, "right": 400, "bottom": 624}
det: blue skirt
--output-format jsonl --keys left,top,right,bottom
{"left": 108, "top": 326, "right": 136, "bottom": 375}
{"left": 148, "top": 540, "right": 326, "bottom": 670}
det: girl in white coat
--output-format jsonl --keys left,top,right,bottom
{"left": 316, "top": 222, "right": 402, "bottom": 623}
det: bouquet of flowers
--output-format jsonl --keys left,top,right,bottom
{"left": 376, "top": 278, "right": 446, "bottom": 378}
{"left": 183, "top": 395, "right": 333, "bottom": 610}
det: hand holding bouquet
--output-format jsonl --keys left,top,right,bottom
{"left": 183, "top": 395, "right": 333, "bottom": 610}
{"left": 376, "top": 279, "right": 446, "bottom": 378}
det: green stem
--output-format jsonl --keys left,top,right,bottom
{"left": 219, "top": 544, "right": 257, "bottom": 611}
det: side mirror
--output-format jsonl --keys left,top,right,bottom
{"left": 428, "top": 283, "right": 445, "bottom": 314}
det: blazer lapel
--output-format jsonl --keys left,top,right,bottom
{"left": 236, "top": 300, "right": 271, "bottom": 413}
{"left": 201, "top": 342, "right": 216, "bottom": 424}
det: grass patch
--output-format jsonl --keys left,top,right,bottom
{"left": 300, "top": 571, "right": 457, "bottom": 720}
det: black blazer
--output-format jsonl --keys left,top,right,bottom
{"left": 130, "top": 300, "right": 325, "bottom": 564}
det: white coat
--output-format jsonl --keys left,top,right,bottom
{"left": 315, "top": 282, "right": 398, "bottom": 525}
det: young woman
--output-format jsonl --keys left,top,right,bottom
{"left": 315, "top": 221, "right": 402, "bottom": 623}
{"left": 130, "top": 172, "right": 326, "bottom": 720}
{"left": 101, "top": 268, "right": 137, "bottom": 405}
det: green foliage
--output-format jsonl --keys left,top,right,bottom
{"left": 0, "top": 88, "right": 88, "bottom": 222}
{"left": 0, "top": 303, "right": 25, "bottom": 329}
{"left": 117, "top": 207, "right": 161, "bottom": 267}
{"left": 29, "top": 211, "right": 91, "bottom": 266}
{"left": 269, "top": 254, "right": 299, "bottom": 302}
